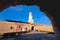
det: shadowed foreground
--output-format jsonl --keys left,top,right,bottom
{"left": 2, "top": 34, "right": 56, "bottom": 40}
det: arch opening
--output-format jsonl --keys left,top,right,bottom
{"left": 0, "top": 4, "right": 56, "bottom": 39}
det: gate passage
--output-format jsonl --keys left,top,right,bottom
{"left": 31, "top": 26, "right": 34, "bottom": 30}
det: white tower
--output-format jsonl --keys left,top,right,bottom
{"left": 28, "top": 11, "right": 34, "bottom": 23}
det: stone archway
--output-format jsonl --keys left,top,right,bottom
{"left": 0, "top": 0, "right": 60, "bottom": 40}
{"left": 31, "top": 26, "right": 34, "bottom": 31}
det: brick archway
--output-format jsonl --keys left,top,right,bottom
{"left": 0, "top": 0, "right": 60, "bottom": 40}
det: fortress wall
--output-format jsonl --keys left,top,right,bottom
{"left": 0, "top": 21, "right": 17, "bottom": 34}
{"left": 0, "top": 21, "right": 54, "bottom": 34}
{"left": 15, "top": 23, "right": 32, "bottom": 31}
{"left": 34, "top": 24, "right": 54, "bottom": 32}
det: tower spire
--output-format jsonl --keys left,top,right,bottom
{"left": 28, "top": 11, "right": 34, "bottom": 23}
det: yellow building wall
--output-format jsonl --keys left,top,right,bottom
{"left": 0, "top": 21, "right": 54, "bottom": 34}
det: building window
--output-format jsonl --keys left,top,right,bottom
{"left": 10, "top": 27, "right": 13, "bottom": 29}
{"left": 19, "top": 26, "right": 21, "bottom": 28}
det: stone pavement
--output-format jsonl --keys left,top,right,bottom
{"left": 14, "top": 33, "right": 56, "bottom": 40}
{"left": 1, "top": 31, "right": 56, "bottom": 40}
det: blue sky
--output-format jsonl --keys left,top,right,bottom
{"left": 0, "top": 5, "right": 52, "bottom": 25}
